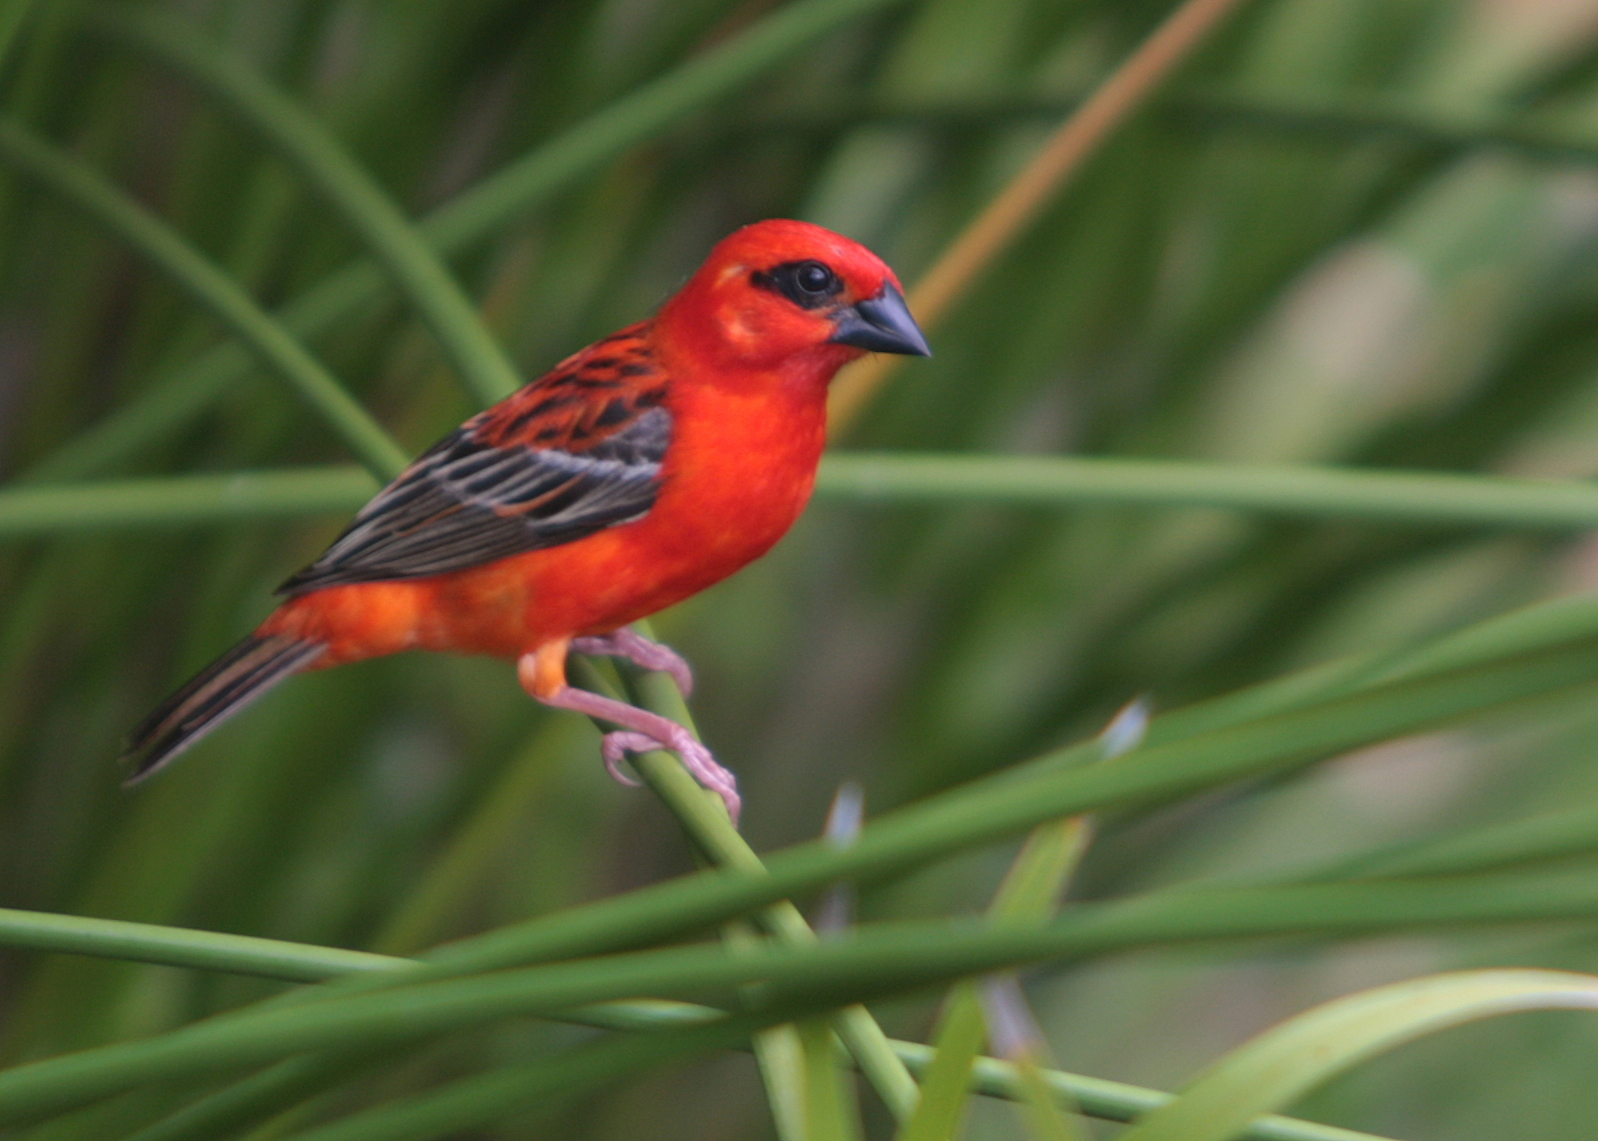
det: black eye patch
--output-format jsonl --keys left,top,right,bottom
{"left": 749, "top": 260, "right": 843, "bottom": 309}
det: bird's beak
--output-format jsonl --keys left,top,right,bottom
{"left": 828, "top": 282, "right": 932, "bottom": 357}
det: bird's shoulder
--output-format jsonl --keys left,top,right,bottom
{"left": 471, "top": 321, "right": 668, "bottom": 455}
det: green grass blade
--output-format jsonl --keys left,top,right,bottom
{"left": 1315, "top": 801, "right": 1598, "bottom": 881}
{"left": 18, "top": 451, "right": 1598, "bottom": 538}
{"left": 982, "top": 828, "right": 1095, "bottom": 1141}
{"left": 892, "top": 981, "right": 988, "bottom": 1141}
{"left": 0, "top": 908, "right": 404, "bottom": 981}
{"left": 122, "top": 1055, "right": 398, "bottom": 1141}
{"left": 1117, "top": 970, "right": 1598, "bottom": 1141}
{"left": 1173, "top": 86, "right": 1598, "bottom": 165}
{"left": 151, "top": 1014, "right": 1393, "bottom": 1141}
{"left": 753, "top": 1022, "right": 810, "bottom": 1141}
{"left": 815, "top": 453, "right": 1598, "bottom": 529}
{"left": 266, "top": 1015, "right": 767, "bottom": 1141}
{"left": 1010, "top": 1054, "right": 1084, "bottom": 1141}
{"left": 0, "top": 468, "right": 374, "bottom": 536}
{"left": 895, "top": 820, "right": 1092, "bottom": 1141}
{"left": 942, "top": 1046, "right": 1390, "bottom": 1141}
{"left": 797, "top": 1016, "right": 862, "bottom": 1141}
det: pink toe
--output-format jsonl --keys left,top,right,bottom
{"left": 599, "top": 731, "right": 652, "bottom": 787}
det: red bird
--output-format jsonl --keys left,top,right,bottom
{"left": 124, "top": 220, "right": 929, "bottom": 822}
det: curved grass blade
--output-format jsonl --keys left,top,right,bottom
{"left": 1118, "top": 969, "right": 1598, "bottom": 1141}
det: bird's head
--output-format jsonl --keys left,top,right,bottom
{"left": 658, "top": 219, "right": 930, "bottom": 381}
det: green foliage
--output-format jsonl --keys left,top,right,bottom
{"left": 8, "top": 1, "right": 1598, "bottom": 1138}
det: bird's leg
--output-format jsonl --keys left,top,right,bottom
{"left": 518, "top": 642, "right": 739, "bottom": 823}
{"left": 569, "top": 628, "right": 694, "bottom": 697}
{"left": 543, "top": 687, "right": 741, "bottom": 824}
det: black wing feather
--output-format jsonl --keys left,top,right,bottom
{"left": 279, "top": 405, "right": 670, "bottom": 594}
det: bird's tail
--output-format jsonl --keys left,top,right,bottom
{"left": 122, "top": 633, "right": 326, "bottom": 782}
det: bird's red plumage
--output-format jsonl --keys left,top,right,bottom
{"left": 126, "top": 219, "right": 928, "bottom": 819}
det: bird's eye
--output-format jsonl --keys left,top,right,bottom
{"left": 750, "top": 260, "right": 843, "bottom": 309}
{"left": 794, "top": 261, "right": 836, "bottom": 297}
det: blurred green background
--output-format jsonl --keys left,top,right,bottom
{"left": 10, "top": 0, "right": 1598, "bottom": 1137}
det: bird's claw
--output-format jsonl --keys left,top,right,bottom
{"left": 571, "top": 630, "right": 695, "bottom": 697}
{"left": 599, "top": 726, "right": 741, "bottom": 823}
{"left": 598, "top": 732, "right": 650, "bottom": 786}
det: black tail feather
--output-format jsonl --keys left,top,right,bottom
{"left": 122, "top": 634, "right": 326, "bottom": 782}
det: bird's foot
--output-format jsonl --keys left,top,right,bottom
{"left": 600, "top": 728, "right": 740, "bottom": 823}
{"left": 571, "top": 629, "right": 694, "bottom": 697}
{"left": 522, "top": 663, "right": 739, "bottom": 824}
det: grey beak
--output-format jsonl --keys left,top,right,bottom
{"left": 828, "top": 282, "right": 931, "bottom": 357}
